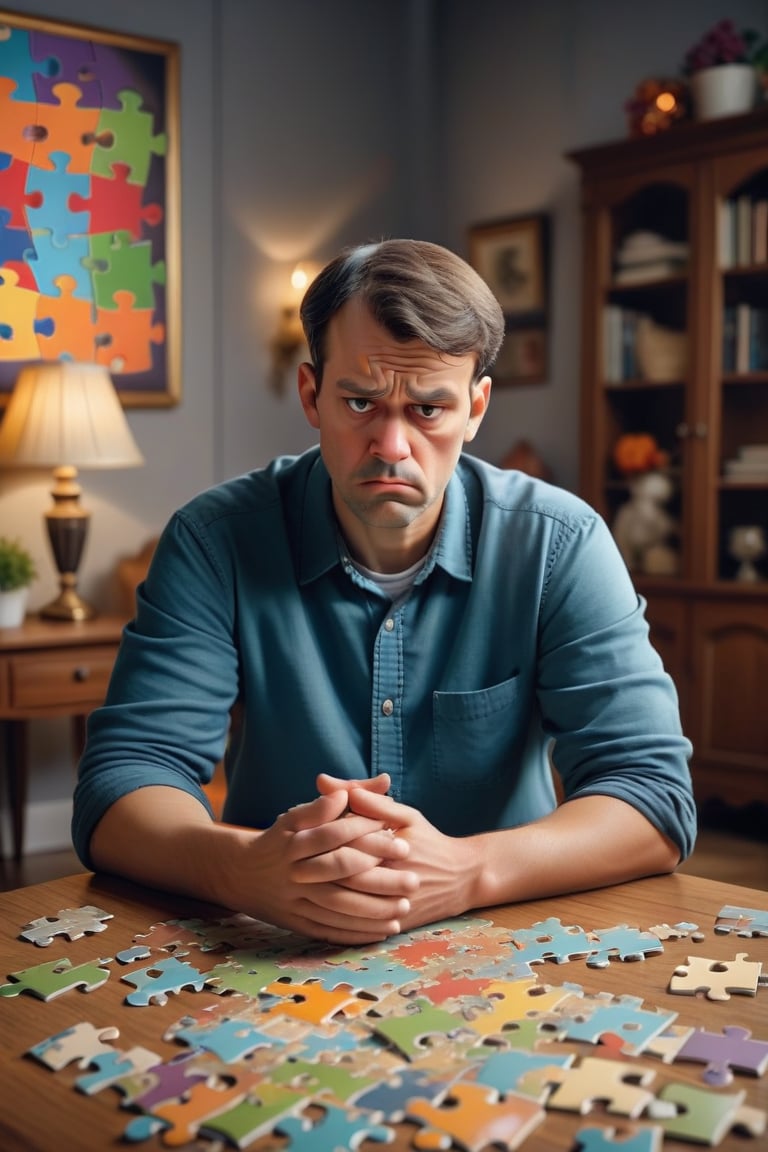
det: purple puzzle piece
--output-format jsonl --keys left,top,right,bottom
{"left": 675, "top": 1025, "right": 768, "bottom": 1086}
{"left": 29, "top": 31, "right": 102, "bottom": 107}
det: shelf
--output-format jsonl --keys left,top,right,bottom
{"left": 572, "top": 108, "right": 768, "bottom": 794}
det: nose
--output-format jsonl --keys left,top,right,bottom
{"left": 371, "top": 416, "right": 411, "bottom": 462}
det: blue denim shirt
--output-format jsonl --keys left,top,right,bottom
{"left": 72, "top": 448, "right": 695, "bottom": 865}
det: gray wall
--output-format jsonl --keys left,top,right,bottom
{"left": 2, "top": 0, "right": 767, "bottom": 848}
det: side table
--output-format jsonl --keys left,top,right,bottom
{"left": 0, "top": 614, "right": 126, "bottom": 861}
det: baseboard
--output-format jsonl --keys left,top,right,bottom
{"left": 1, "top": 798, "right": 74, "bottom": 859}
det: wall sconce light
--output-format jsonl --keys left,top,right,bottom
{"left": 270, "top": 262, "right": 318, "bottom": 393}
{"left": 0, "top": 361, "right": 144, "bottom": 621}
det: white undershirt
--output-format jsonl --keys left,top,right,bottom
{"left": 351, "top": 555, "right": 425, "bottom": 601}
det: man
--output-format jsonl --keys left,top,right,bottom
{"left": 73, "top": 239, "right": 695, "bottom": 945}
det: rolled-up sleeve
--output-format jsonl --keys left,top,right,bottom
{"left": 537, "top": 511, "right": 696, "bottom": 859}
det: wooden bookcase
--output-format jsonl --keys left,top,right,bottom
{"left": 570, "top": 108, "right": 768, "bottom": 811}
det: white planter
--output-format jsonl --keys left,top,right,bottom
{"left": 691, "top": 64, "right": 756, "bottom": 120}
{"left": 0, "top": 587, "right": 29, "bottom": 628}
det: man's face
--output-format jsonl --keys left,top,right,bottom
{"left": 298, "top": 297, "right": 490, "bottom": 569}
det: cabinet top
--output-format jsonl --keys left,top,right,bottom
{"left": 0, "top": 614, "right": 127, "bottom": 652}
{"left": 569, "top": 105, "right": 768, "bottom": 177}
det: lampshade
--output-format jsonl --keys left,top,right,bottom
{"left": 0, "top": 361, "right": 144, "bottom": 469}
{"left": 0, "top": 361, "right": 144, "bottom": 621}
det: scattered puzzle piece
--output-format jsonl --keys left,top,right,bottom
{"left": 19, "top": 904, "right": 113, "bottom": 946}
{"left": 715, "top": 905, "right": 768, "bottom": 938}
{"left": 669, "top": 953, "right": 763, "bottom": 1001}
{"left": 575, "top": 1124, "right": 663, "bottom": 1151}
{"left": 652, "top": 1082, "right": 767, "bottom": 1143}
{"left": 673, "top": 1025, "right": 768, "bottom": 1086}
{"left": 406, "top": 1079, "right": 545, "bottom": 1151}
{"left": 518, "top": 1056, "right": 657, "bottom": 1117}
{"left": 120, "top": 956, "right": 208, "bottom": 1006}
{"left": 0, "top": 956, "right": 111, "bottom": 1000}
{"left": 27, "top": 1022, "right": 120, "bottom": 1070}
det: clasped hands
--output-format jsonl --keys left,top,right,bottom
{"left": 251, "top": 772, "right": 477, "bottom": 944}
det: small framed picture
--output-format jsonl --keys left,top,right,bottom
{"left": 469, "top": 214, "right": 550, "bottom": 384}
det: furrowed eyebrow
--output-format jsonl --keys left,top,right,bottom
{"left": 335, "top": 377, "right": 459, "bottom": 404}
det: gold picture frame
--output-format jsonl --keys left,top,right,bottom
{"left": 0, "top": 9, "right": 180, "bottom": 407}
{"left": 469, "top": 214, "right": 550, "bottom": 384}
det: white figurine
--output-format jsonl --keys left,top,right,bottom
{"left": 612, "top": 471, "right": 679, "bottom": 576}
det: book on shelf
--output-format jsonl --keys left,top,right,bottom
{"left": 737, "top": 194, "right": 752, "bottom": 265}
{"left": 753, "top": 200, "right": 768, "bottom": 264}
{"left": 719, "top": 196, "right": 768, "bottom": 267}
{"left": 736, "top": 303, "right": 750, "bottom": 373}
{"left": 602, "top": 305, "right": 640, "bottom": 382}
{"left": 751, "top": 308, "right": 768, "bottom": 372}
{"left": 722, "top": 305, "right": 737, "bottom": 372}
{"left": 727, "top": 305, "right": 768, "bottom": 373}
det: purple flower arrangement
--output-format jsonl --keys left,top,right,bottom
{"left": 682, "top": 19, "right": 761, "bottom": 75}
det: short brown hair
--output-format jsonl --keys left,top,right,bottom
{"left": 300, "top": 239, "right": 505, "bottom": 386}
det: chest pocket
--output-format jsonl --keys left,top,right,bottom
{"left": 432, "top": 674, "right": 526, "bottom": 789}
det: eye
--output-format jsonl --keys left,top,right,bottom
{"left": 413, "top": 404, "right": 440, "bottom": 419}
{"left": 345, "top": 397, "right": 374, "bottom": 414}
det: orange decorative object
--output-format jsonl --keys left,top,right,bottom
{"left": 625, "top": 78, "right": 689, "bottom": 137}
{"left": 613, "top": 433, "right": 669, "bottom": 475}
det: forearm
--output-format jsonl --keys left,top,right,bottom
{"left": 88, "top": 786, "right": 256, "bottom": 908}
{"left": 470, "top": 795, "right": 680, "bottom": 910}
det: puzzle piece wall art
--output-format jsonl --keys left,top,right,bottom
{"left": 0, "top": 12, "right": 178, "bottom": 404}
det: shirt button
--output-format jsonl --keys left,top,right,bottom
{"left": 384, "top": 617, "right": 395, "bottom": 632}
{"left": 381, "top": 698, "right": 394, "bottom": 716}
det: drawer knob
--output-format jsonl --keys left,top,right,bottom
{"left": 73, "top": 666, "right": 91, "bottom": 683}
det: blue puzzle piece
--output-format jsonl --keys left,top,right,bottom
{"left": 0, "top": 25, "right": 39, "bottom": 102}
{"left": 509, "top": 917, "right": 594, "bottom": 966}
{"left": 276, "top": 1103, "right": 393, "bottom": 1151}
{"left": 120, "top": 956, "right": 207, "bottom": 1006}
{"left": 350, "top": 1068, "right": 458, "bottom": 1118}
{"left": 576, "top": 1124, "right": 662, "bottom": 1152}
{"left": 562, "top": 995, "right": 677, "bottom": 1055}
{"left": 24, "top": 228, "right": 91, "bottom": 297}
{"left": 26, "top": 150, "right": 89, "bottom": 245}
{"left": 173, "top": 1018, "right": 280, "bottom": 1063}
{"left": 0, "top": 206, "right": 36, "bottom": 265}
{"left": 75, "top": 1050, "right": 138, "bottom": 1095}
{"left": 715, "top": 904, "right": 768, "bottom": 937}
{"left": 474, "top": 1048, "right": 574, "bottom": 1096}
{"left": 294, "top": 1027, "right": 376, "bottom": 1060}
{"left": 586, "top": 926, "right": 663, "bottom": 967}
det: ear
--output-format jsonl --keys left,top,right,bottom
{"left": 297, "top": 361, "right": 321, "bottom": 429}
{"left": 464, "top": 376, "right": 491, "bottom": 443}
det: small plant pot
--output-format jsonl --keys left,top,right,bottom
{"left": 691, "top": 64, "right": 756, "bottom": 120}
{"left": 0, "top": 587, "right": 29, "bottom": 628}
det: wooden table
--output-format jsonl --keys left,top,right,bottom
{"left": 0, "top": 870, "right": 766, "bottom": 1150}
{"left": 0, "top": 615, "right": 125, "bottom": 860}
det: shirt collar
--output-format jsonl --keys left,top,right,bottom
{"left": 298, "top": 451, "right": 473, "bottom": 586}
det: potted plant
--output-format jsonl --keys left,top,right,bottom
{"left": 0, "top": 536, "right": 37, "bottom": 627}
{"left": 682, "top": 19, "right": 764, "bottom": 120}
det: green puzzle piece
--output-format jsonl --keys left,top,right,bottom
{"left": 88, "top": 230, "right": 165, "bottom": 310}
{"left": 0, "top": 957, "right": 111, "bottom": 1000}
{"left": 92, "top": 89, "right": 167, "bottom": 186}
{"left": 370, "top": 997, "right": 477, "bottom": 1060}
{"left": 655, "top": 1082, "right": 759, "bottom": 1143}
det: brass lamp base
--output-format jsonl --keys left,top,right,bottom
{"left": 41, "top": 466, "right": 97, "bottom": 621}
{"left": 40, "top": 573, "right": 97, "bottom": 621}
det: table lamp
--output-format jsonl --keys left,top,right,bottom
{"left": 0, "top": 361, "right": 144, "bottom": 621}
